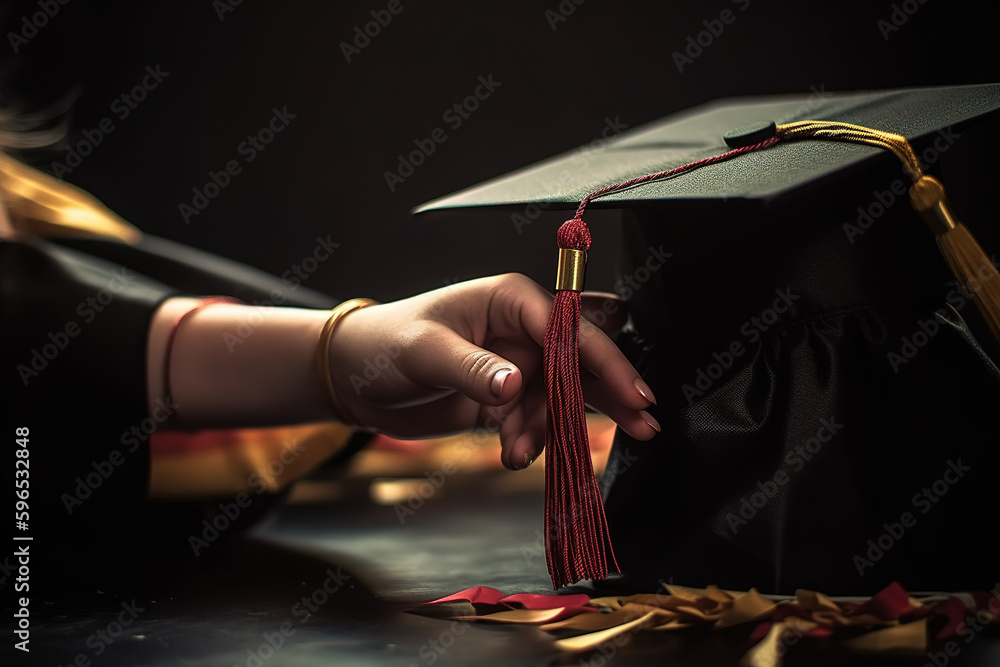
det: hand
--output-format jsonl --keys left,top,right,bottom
{"left": 327, "top": 273, "right": 659, "bottom": 469}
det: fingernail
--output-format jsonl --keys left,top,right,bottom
{"left": 523, "top": 452, "right": 535, "bottom": 468}
{"left": 492, "top": 369, "right": 512, "bottom": 397}
{"left": 634, "top": 378, "right": 657, "bottom": 405}
{"left": 640, "top": 410, "right": 661, "bottom": 433}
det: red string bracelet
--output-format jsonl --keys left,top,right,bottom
{"left": 161, "top": 296, "right": 242, "bottom": 429}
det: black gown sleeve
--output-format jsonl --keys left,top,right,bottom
{"left": 2, "top": 237, "right": 175, "bottom": 596}
{"left": 2, "top": 234, "right": 347, "bottom": 599}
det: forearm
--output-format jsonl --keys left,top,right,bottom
{"left": 147, "top": 297, "right": 338, "bottom": 429}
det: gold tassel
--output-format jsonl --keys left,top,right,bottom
{"left": 910, "top": 174, "right": 1000, "bottom": 344}
{"left": 0, "top": 152, "right": 141, "bottom": 243}
{"left": 776, "top": 122, "right": 1000, "bottom": 348}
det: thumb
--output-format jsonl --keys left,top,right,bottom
{"left": 398, "top": 323, "right": 522, "bottom": 405}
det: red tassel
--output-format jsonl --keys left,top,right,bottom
{"left": 543, "top": 217, "right": 618, "bottom": 589}
{"left": 538, "top": 136, "right": 782, "bottom": 589}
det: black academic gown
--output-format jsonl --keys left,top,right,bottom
{"left": 1, "top": 234, "right": 342, "bottom": 600}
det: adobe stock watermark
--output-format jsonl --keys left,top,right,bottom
{"left": 614, "top": 245, "right": 673, "bottom": 302}
{"left": 393, "top": 405, "right": 509, "bottom": 524}
{"left": 544, "top": 0, "right": 587, "bottom": 31}
{"left": 574, "top": 599, "right": 663, "bottom": 667}
{"left": 852, "top": 458, "right": 971, "bottom": 576}
{"left": 56, "top": 600, "right": 146, "bottom": 666}
{"left": 383, "top": 74, "right": 502, "bottom": 192}
{"left": 346, "top": 341, "right": 403, "bottom": 395}
{"left": 405, "top": 620, "right": 473, "bottom": 667}
{"left": 392, "top": 463, "right": 459, "bottom": 525}
{"left": 842, "top": 127, "right": 960, "bottom": 244}
{"left": 233, "top": 567, "right": 351, "bottom": 667}
{"left": 16, "top": 267, "right": 136, "bottom": 386}
{"left": 222, "top": 235, "right": 342, "bottom": 351}
{"left": 922, "top": 587, "right": 1000, "bottom": 667}
{"left": 521, "top": 449, "right": 638, "bottom": 566}
{"left": 748, "top": 617, "right": 822, "bottom": 667}
{"left": 510, "top": 115, "right": 630, "bottom": 235}
{"left": 886, "top": 255, "right": 1000, "bottom": 373}
{"left": 60, "top": 399, "right": 178, "bottom": 515}
{"left": 339, "top": 0, "right": 415, "bottom": 63}
{"left": 49, "top": 64, "right": 170, "bottom": 177}
{"left": 724, "top": 416, "right": 844, "bottom": 534}
{"left": 7, "top": 0, "right": 71, "bottom": 54}
{"left": 178, "top": 105, "right": 297, "bottom": 224}
{"left": 876, "top": 0, "right": 929, "bottom": 41}
{"left": 188, "top": 439, "right": 307, "bottom": 556}
{"left": 788, "top": 83, "right": 834, "bottom": 120}
{"left": 671, "top": 0, "right": 751, "bottom": 74}
{"left": 569, "top": 244, "right": 673, "bottom": 334}
{"left": 681, "top": 287, "right": 799, "bottom": 405}
{"left": 213, "top": 0, "right": 244, "bottom": 21}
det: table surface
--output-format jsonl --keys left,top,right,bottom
{"left": 20, "top": 462, "right": 1000, "bottom": 667}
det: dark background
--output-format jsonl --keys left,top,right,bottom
{"left": 0, "top": 0, "right": 994, "bottom": 301}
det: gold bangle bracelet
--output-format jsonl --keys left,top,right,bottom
{"left": 317, "top": 298, "right": 379, "bottom": 424}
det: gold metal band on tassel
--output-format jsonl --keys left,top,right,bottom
{"left": 555, "top": 248, "right": 587, "bottom": 292}
{"left": 909, "top": 175, "right": 958, "bottom": 236}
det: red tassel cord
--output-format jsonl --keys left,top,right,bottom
{"left": 543, "top": 217, "right": 616, "bottom": 589}
{"left": 542, "top": 135, "right": 780, "bottom": 589}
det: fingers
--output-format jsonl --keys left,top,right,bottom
{"left": 495, "top": 375, "right": 547, "bottom": 470}
{"left": 581, "top": 372, "right": 661, "bottom": 441}
{"left": 376, "top": 274, "right": 658, "bottom": 460}
{"left": 485, "top": 275, "right": 655, "bottom": 412}
{"left": 394, "top": 320, "right": 524, "bottom": 407}
{"left": 482, "top": 274, "right": 658, "bottom": 444}
{"left": 577, "top": 312, "right": 657, "bottom": 412}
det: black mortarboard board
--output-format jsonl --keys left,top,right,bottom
{"left": 416, "top": 84, "right": 1000, "bottom": 594}
{"left": 415, "top": 83, "right": 1000, "bottom": 217}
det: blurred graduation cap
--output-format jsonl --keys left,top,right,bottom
{"left": 417, "top": 84, "right": 1000, "bottom": 594}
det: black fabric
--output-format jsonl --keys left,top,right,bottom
{"left": 1, "top": 234, "right": 348, "bottom": 599}
{"left": 56, "top": 235, "right": 339, "bottom": 310}
{"left": 2, "top": 238, "right": 170, "bottom": 596}
{"left": 600, "top": 157, "right": 1000, "bottom": 595}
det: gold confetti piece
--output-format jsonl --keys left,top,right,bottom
{"left": 650, "top": 620, "right": 700, "bottom": 632}
{"left": 716, "top": 589, "right": 778, "bottom": 629}
{"left": 842, "top": 618, "right": 928, "bottom": 653}
{"left": 794, "top": 589, "right": 841, "bottom": 612}
{"left": 673, "top": 604, "right": 726, "bottom": 621}
{"left": 740, "top": 622, "right": 788, "bottom": 667}
{"left": 587, "top": 596, "right": 626, "bottom": 610}
{"left": 541, "top": 604, "right": 671, "bottom": 632}
{"left": 663, "top": 583, "right": 711, "bottom": 601}
{"left": 703, "top": 584, "right": 736, "bottom": 604}
{"left": 586, "top": 593, "right": 658, "bottom": 610}
{"left": 454, "top": 608, "right": 574, "bottom": 624}
{"left": 838, "top": 614, "right": 899, "bottom": 627}
{"left": 809, "top": 610, "right": 853, "bottom": 626}
{"left": 553, "top": 611, "right": 660, "bottom": 653}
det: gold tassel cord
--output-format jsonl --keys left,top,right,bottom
{"left": 776, "top": 121, "right": 1000, "bottom": 348}
{"left": 777, "top": 121, "right": 923, "bottom": 179}
{"left": 911, "top": 174, "right": 1000, "bottom": 345}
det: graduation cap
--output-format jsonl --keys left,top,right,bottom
{"left": 416, "top": 83, "right": 1000, "bottom": 592}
